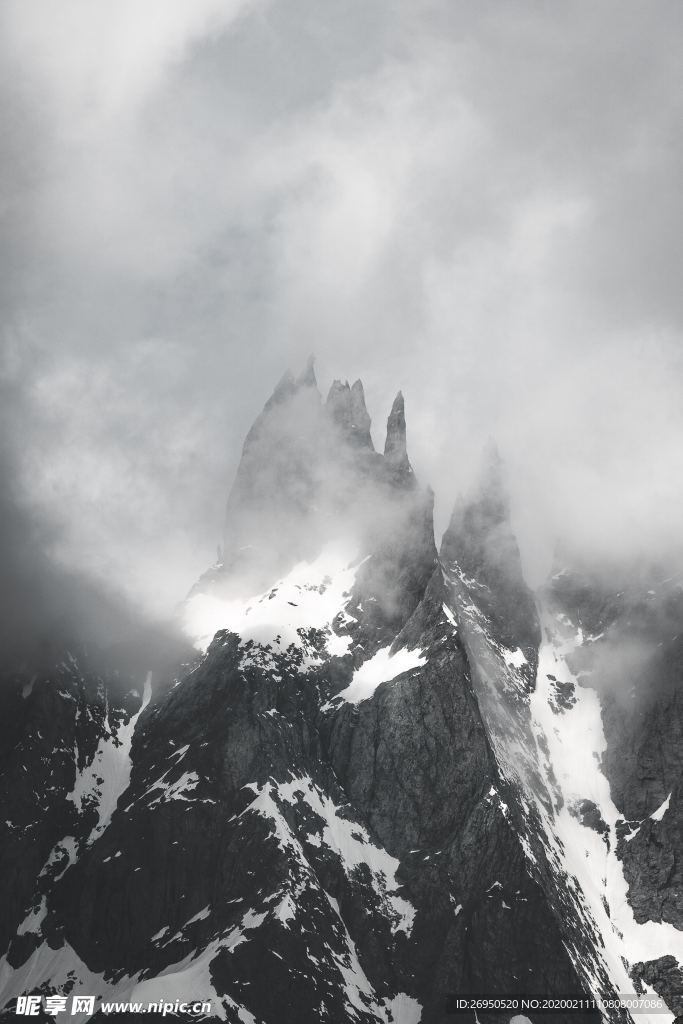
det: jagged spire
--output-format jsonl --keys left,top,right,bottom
{"left": 476, "top": 438, "right": 508, "bottom": 523}
{"left": 350, "top": 380, "right": 371, "bottom": 440}
{"left": 325, "top": 377, "right": 373, "bottom": 449}
{"left": 440, "top": 442, "right": 540, "bottom": 652}
{"left": 384, "top": 391, "right": 410, "bottom": 471}
{"left": 244, "top": 360, "right": 320, "bottom": 450}
{"left": 270, "top": 369, "right": 296, "bottom": 404}
{"left": 261, "top": 358, "right": 319, "bottom": 414}
{"left": 296, "top": 355, "right": 317, "bottom": 389}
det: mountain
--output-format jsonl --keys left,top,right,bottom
{"left": 0, "top": 365, "right": 680, "bottom": 1024}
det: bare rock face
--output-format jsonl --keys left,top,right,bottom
{"left": 632, "top": 956, "right": 683, "bottom": 1017}
{"left": 325, "top": 378, "right": 373, "bottom": 450}
{"left": 0, "top": 366, "right": 680, "bottom": 1024}
{"left": 383, "top": 391, "right": 410, "bottom": 476}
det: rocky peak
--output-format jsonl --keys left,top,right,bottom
{"left": 383, "top": 391, "right": 410, "bottom": 475}
{"left": 246, "top": 357, "right": 321, "bottom": 447}
{"left": 476, "top": 439, "right": 508, "bottom": 520}
{"left": 296, "top": 354, "right": 317, "bottom": 389}
{"left": 441, "top": 443, "right": 540, "bottom": 654}
{"left": 324, "top": 378, "right": 373, "bottom": 449}
{"left": 216, "top": 366, "right": 428, "bottom": 596}
{"left": 267, "top": 354, "right": 318, "bottom": 401}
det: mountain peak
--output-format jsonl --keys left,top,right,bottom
{"left": 441, "top": 444, "right": 539, "bottom": 652}
{"left": 267, "top": 358, "right": 318, "bottom": 407}
{"left": 296, "top": 355, "right": 317, "bottom": 389}
{"left": 383, "top": 390, "right": 410, "bottom": 472}
{"left": 325, "top": 377, "right": 373, "bottom": 449}
{"left": 270, "top": 369, "right": 295, "bottom": 402}
{"left": 221, "top": 367, "right": 424, "bottom": 589}
{"left": 478, "top": 437, "right": 508, "bottom": 521}
{"left": 245, "top": 362, "right": 320, "bottom": 452}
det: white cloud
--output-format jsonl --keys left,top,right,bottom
{"left": 2, "top": 0, "right": 256, "bottom": 122}
{"left": 2, "top": 0, "right": 683, "bottom": 614}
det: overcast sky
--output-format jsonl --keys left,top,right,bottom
{"left": 2, "top": 0, "right": 682, "bottom": 622}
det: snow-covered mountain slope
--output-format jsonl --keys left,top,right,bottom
{"left": 440, "top": 459, "right": 683, "bottom": 1023}
{"left": 184, "top": 546, "right": 361, "bottom": 663}
{"left": 530, "top": 601, "right": 683, "bottom": 1017}
{"left": 0, "top": 366, "right": 680, "bottom": 1024}
{"left": 533, "top": 570, "right": 683, "bottom": 1019}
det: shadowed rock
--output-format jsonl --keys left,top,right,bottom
{"left": 383, "top": 391, "right": 410, "bottom": 474}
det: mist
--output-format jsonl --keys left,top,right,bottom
{"left": 2, "top": 0, "right": 683, "bottom": 630}
{"left": 0, "top": 375, "right": 192, "bottom": 675}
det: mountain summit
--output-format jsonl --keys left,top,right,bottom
{"left": 0, "top": 367, "right": 680, "bottom": 1023}
{"left": 218, "top": 365, "right": 419, "bottom": 590}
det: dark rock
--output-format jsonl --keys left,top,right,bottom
{"left": 632, "top": 955, "right": 683, "bottom": 1016}
{"left": 570, "top": 799, "right": 610, "bottom": 842}
{"left": 383, "top": 391, "right": 410, "bottom": 476}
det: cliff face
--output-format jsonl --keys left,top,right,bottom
{"left": 0, "top": 367, "right": 680, "bottom": 1024}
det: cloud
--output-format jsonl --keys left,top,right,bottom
{"left": 2, "top": 0, "right": 255, "bottom": 120}
{"left": 1, "top": 0, "right": 682, "bottom": 622}
{"left": 0, "top": 372, "right": 190, "bottom": 675}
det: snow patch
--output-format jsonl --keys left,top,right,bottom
{"left": 442, "top": 603, "right": 458, "bottom": 629}
{"left": 185, "top": 906, "right": 211, "bottom": 925}
{"left": 183, "top": 546, "right": 360, "bottom": 662}
{"left": 384, "top": 992, "right": 422, "bottom": 1023}
{"left": 68, "top": 674, "right": 152, "bottom": 843}
{"left": 503, "top": 647, "right": 527, "bottom": 668}
{"left": 336, "top": 646, "right": 427, "bottom": 705}
{"left": 274, "top": 893, "right": 296, "bottom": 926}
{"left": 651, "top": 793, "right": 671, "bottom": 822}
{"left": 146, "top": 771, "right": 201, "bottom": 808}
{"left": 17, "top": 897, "right": 47, "bottom": 936}
{"left": 40, "top": 836, "right": 78, "bottom": 882}
{"left": 276, "top": 776, "right": 416, "bottom": 935}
